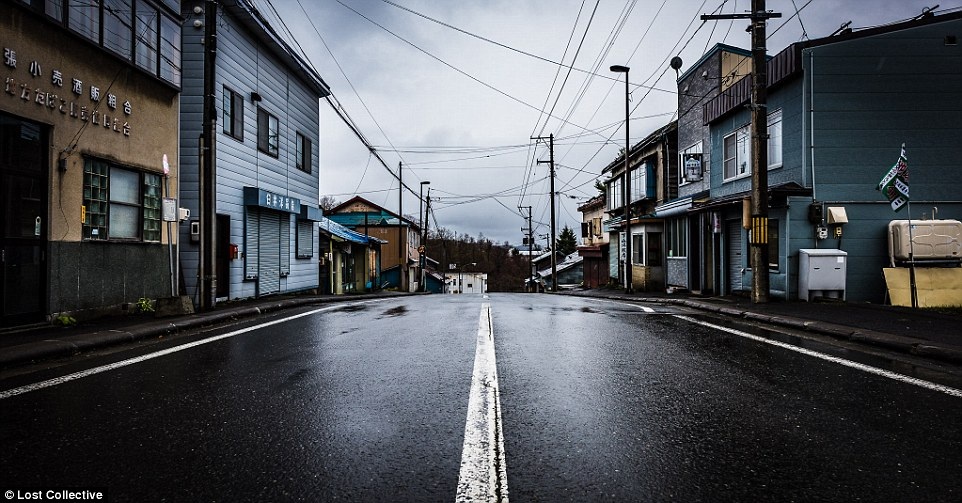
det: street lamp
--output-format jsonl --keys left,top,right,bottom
{"left": 419, "top": 181, "right": 430, "bottom": 292}
{"left": 610, "top": 64, "right": 632, "bottom": 294}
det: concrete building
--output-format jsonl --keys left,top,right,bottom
{"left": 1, "top": 1, "right": 182, "bottom": 324}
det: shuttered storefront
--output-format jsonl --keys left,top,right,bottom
{"left": 727, "top": 220, "right": 743, "bottom": 293}
{"left": 245, "top": 208, "right": 292, "bottom": 296}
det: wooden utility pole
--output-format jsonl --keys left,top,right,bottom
{"left": 702, "top": 0, "right": 780, "bottom": 303}
{"left": 533, "top": 135, "right": 557, "bottom": 292}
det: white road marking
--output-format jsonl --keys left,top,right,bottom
{"left": 676, "top": 314, "right": 962, "bottom": 398}
{"left": 597, "top": 300, "right": 656, "bottom": 313}
{"left": 456, "top": 303, "right": 509, "bottom": 502}
{"left": 0, "top": 300, "right": 387, "bottom": 400}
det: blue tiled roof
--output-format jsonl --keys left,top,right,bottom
{"left": 319, "top": 218, "right": 384, "bottom": 245}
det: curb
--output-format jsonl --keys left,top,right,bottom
{"left": 0, "top": 292, "right": 412, "bottom": 370}
{"left": 558, "top": 291, "right": 962, "bottom": 365}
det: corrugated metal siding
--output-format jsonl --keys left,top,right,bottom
{"left": 704, "top": 45, "right": 801, "bottom": 124}
{"left": 177, "top": 4, "right": 323, "bottom": 301}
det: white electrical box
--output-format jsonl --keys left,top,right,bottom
{"left": 798, "top": 249, "right": 847, "bottom": 302}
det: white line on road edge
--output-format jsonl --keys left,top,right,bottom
{"left": 0, "top": 300, "right": 387, "bottom": 401}
{"left": 456, "top": 303, "right": 509, "bottom": 502}
{"left": 676, "top": 314, "right": 962, "bottom": 398}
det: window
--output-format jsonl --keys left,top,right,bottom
{"left": 82, "top": 158, "right": 162, "bottom": 242}
{"left": 768, "top": 109, "right": 783, "bottom": 169}
{"left": 724, "top": 125, "right": 750, "bottom": 180}
{"left": 27, "top": 1, "right": 181, "bottom": 87}
{"left": 296, "top": 220, "right": 314, "bottom": 258}
{"left": 159, "top": 15, "right": 181, "bottom": 86}
{"left": 667, "top": 219, "right": 687, "bottom": 257}
{"left": 103, "top": 0, "right": 133, "bottom": 59}
{"left": 607, "top": 178, "right": 623, "bottom": 212}
{"left": 223, "top": 87, "right": 244, "bottom": 141}
{"left": 143, "top": 172, "right": 162, "bottom": 241}
{"left": 630, "top": 163, "right": 647, "bottom": 202}
{"left": 135, "top": 3, "right": 159, "bottom": 75}
{"left": 631, "top": 234, "right": 643, "bottom": 265}
{"left": 296, "top": 132, "right": 311, "bottom": 173}
{"left": 723, "top": 109, "right": 783, "bottom": 181}
{"left": 258, "top": 108, "right": 279, "bottom": 157}
{"left": 67, "top": 0, "right": 99, "bottom": 43}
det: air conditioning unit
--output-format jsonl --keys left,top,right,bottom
{"left": 888, "top": 219, "right": 962, "bottom": 266}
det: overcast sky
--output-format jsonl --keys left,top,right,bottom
{"left": 259, "top": 0, "right": 957, "bottom": 246}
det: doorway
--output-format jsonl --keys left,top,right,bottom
{"left": 0, "top": 114, "right": 47, "bottom": 325}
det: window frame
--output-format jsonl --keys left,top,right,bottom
{"left": 296, "top": 132, "right": 311, "bottom": 173}
{"left": 607, "top": 177, "right": 623, "bottom": 212}
{"left": 22, "top": 1, "right": 181, "bottom": 88}
{"left": 257, "top": 107, "right": 280, "bottom": 157}
{"left": 223, "top": 86, "right": 244, "bottom": 141}
{"left": 82, "top": 158, "right": 163, "bottom": 242}
{"left": 767, "top": 109, "right": 783, "bottom": 169}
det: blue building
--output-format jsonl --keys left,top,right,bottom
{"left": 701, "top": 11, "right": 962, "bottom": 301}
{"left": 179, "top": 0, "right": 330, "bottom": 305}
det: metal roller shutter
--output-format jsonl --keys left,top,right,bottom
{"left": 280, "top": 214, "right": 290, "bottom": 276}
{"left": 259, "top": 211, "right": 281, "bottom": 294}
{"left": 245, "top": 209, "right": 259, "bottom": 280}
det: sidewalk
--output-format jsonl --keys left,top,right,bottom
{"left": 0, "top": 291, "right": 413, "bottom": 370}
{"left": 558, "top": 288, "right": 962, "bottom": 364}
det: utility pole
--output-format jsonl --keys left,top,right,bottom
{"left": 398, "top": 161, "right": 404, "bottom": 291}
{"left": 702, "top": 0, "right": 780, "bottom": 304}
{"left": 200, "top": 0, "right": 218, "bottom": 310}
{"left": 521, "top": 206, "right": 533, "bottom": 291}
{"left": 422, "top": 186, "right": 431, "bottom": 292}
{"left": 532, "top": 134, "right": 557, "bottom": 292}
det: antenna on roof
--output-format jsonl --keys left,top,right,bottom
{"left": 914, "top": 5, "right": 939, "bottom": 20}
{"left": 830, "top": 21, "right": 852, "bottom": 37}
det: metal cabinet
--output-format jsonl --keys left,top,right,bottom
{"left": 799, "top": 249, "right": 847, "bottom": 302}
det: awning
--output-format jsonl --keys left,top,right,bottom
{"left": 654, "top": 197, "right": 693, "bottom": 218}
{"left": 319, "top": 218, "right": 383, "bottom": 245}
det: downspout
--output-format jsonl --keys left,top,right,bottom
{"left": 809, "top": 50, "right": 817, "bottom": 204}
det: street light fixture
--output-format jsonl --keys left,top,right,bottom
{"left": 610, "top": 64, "right": 632, "bottom": 294}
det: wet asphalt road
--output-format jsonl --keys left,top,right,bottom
{"left": 1, "top": 293, "right": 961, "bottom": 502}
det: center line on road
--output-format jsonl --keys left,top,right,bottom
{"left": 457, "top": 303, "right": 509, "bottom": 502}
{"left": 0, "top": 300, "right": 388, "bottom": 401}
{"left": 676, "top": 314, "right": 962, "bottom": 398}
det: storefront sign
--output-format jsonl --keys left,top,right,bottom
{"left": 243, "top": 187, "right": 301, "bottom": 213}
{"left": 3, "top": 46, "right": 133, "bottom": 137}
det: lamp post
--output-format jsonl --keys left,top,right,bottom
{"left": 419, "top": 181, "right": 430, "bottom": 292}
{"left": 610, "top": 64, "right": 632, "bottom": 294}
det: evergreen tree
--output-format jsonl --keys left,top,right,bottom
{"left": 556, "top": 225, "right": 578, "bottom": 256}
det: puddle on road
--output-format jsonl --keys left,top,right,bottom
{"left": 380, "top": 306, "right": 408, "bottom": 318}
{"left": 335, "top": 304, "right": 369, "bottom": 314}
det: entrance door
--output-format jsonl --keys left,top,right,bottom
{"left": 0, "top": 115, "right": 47, "bottom": 325}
